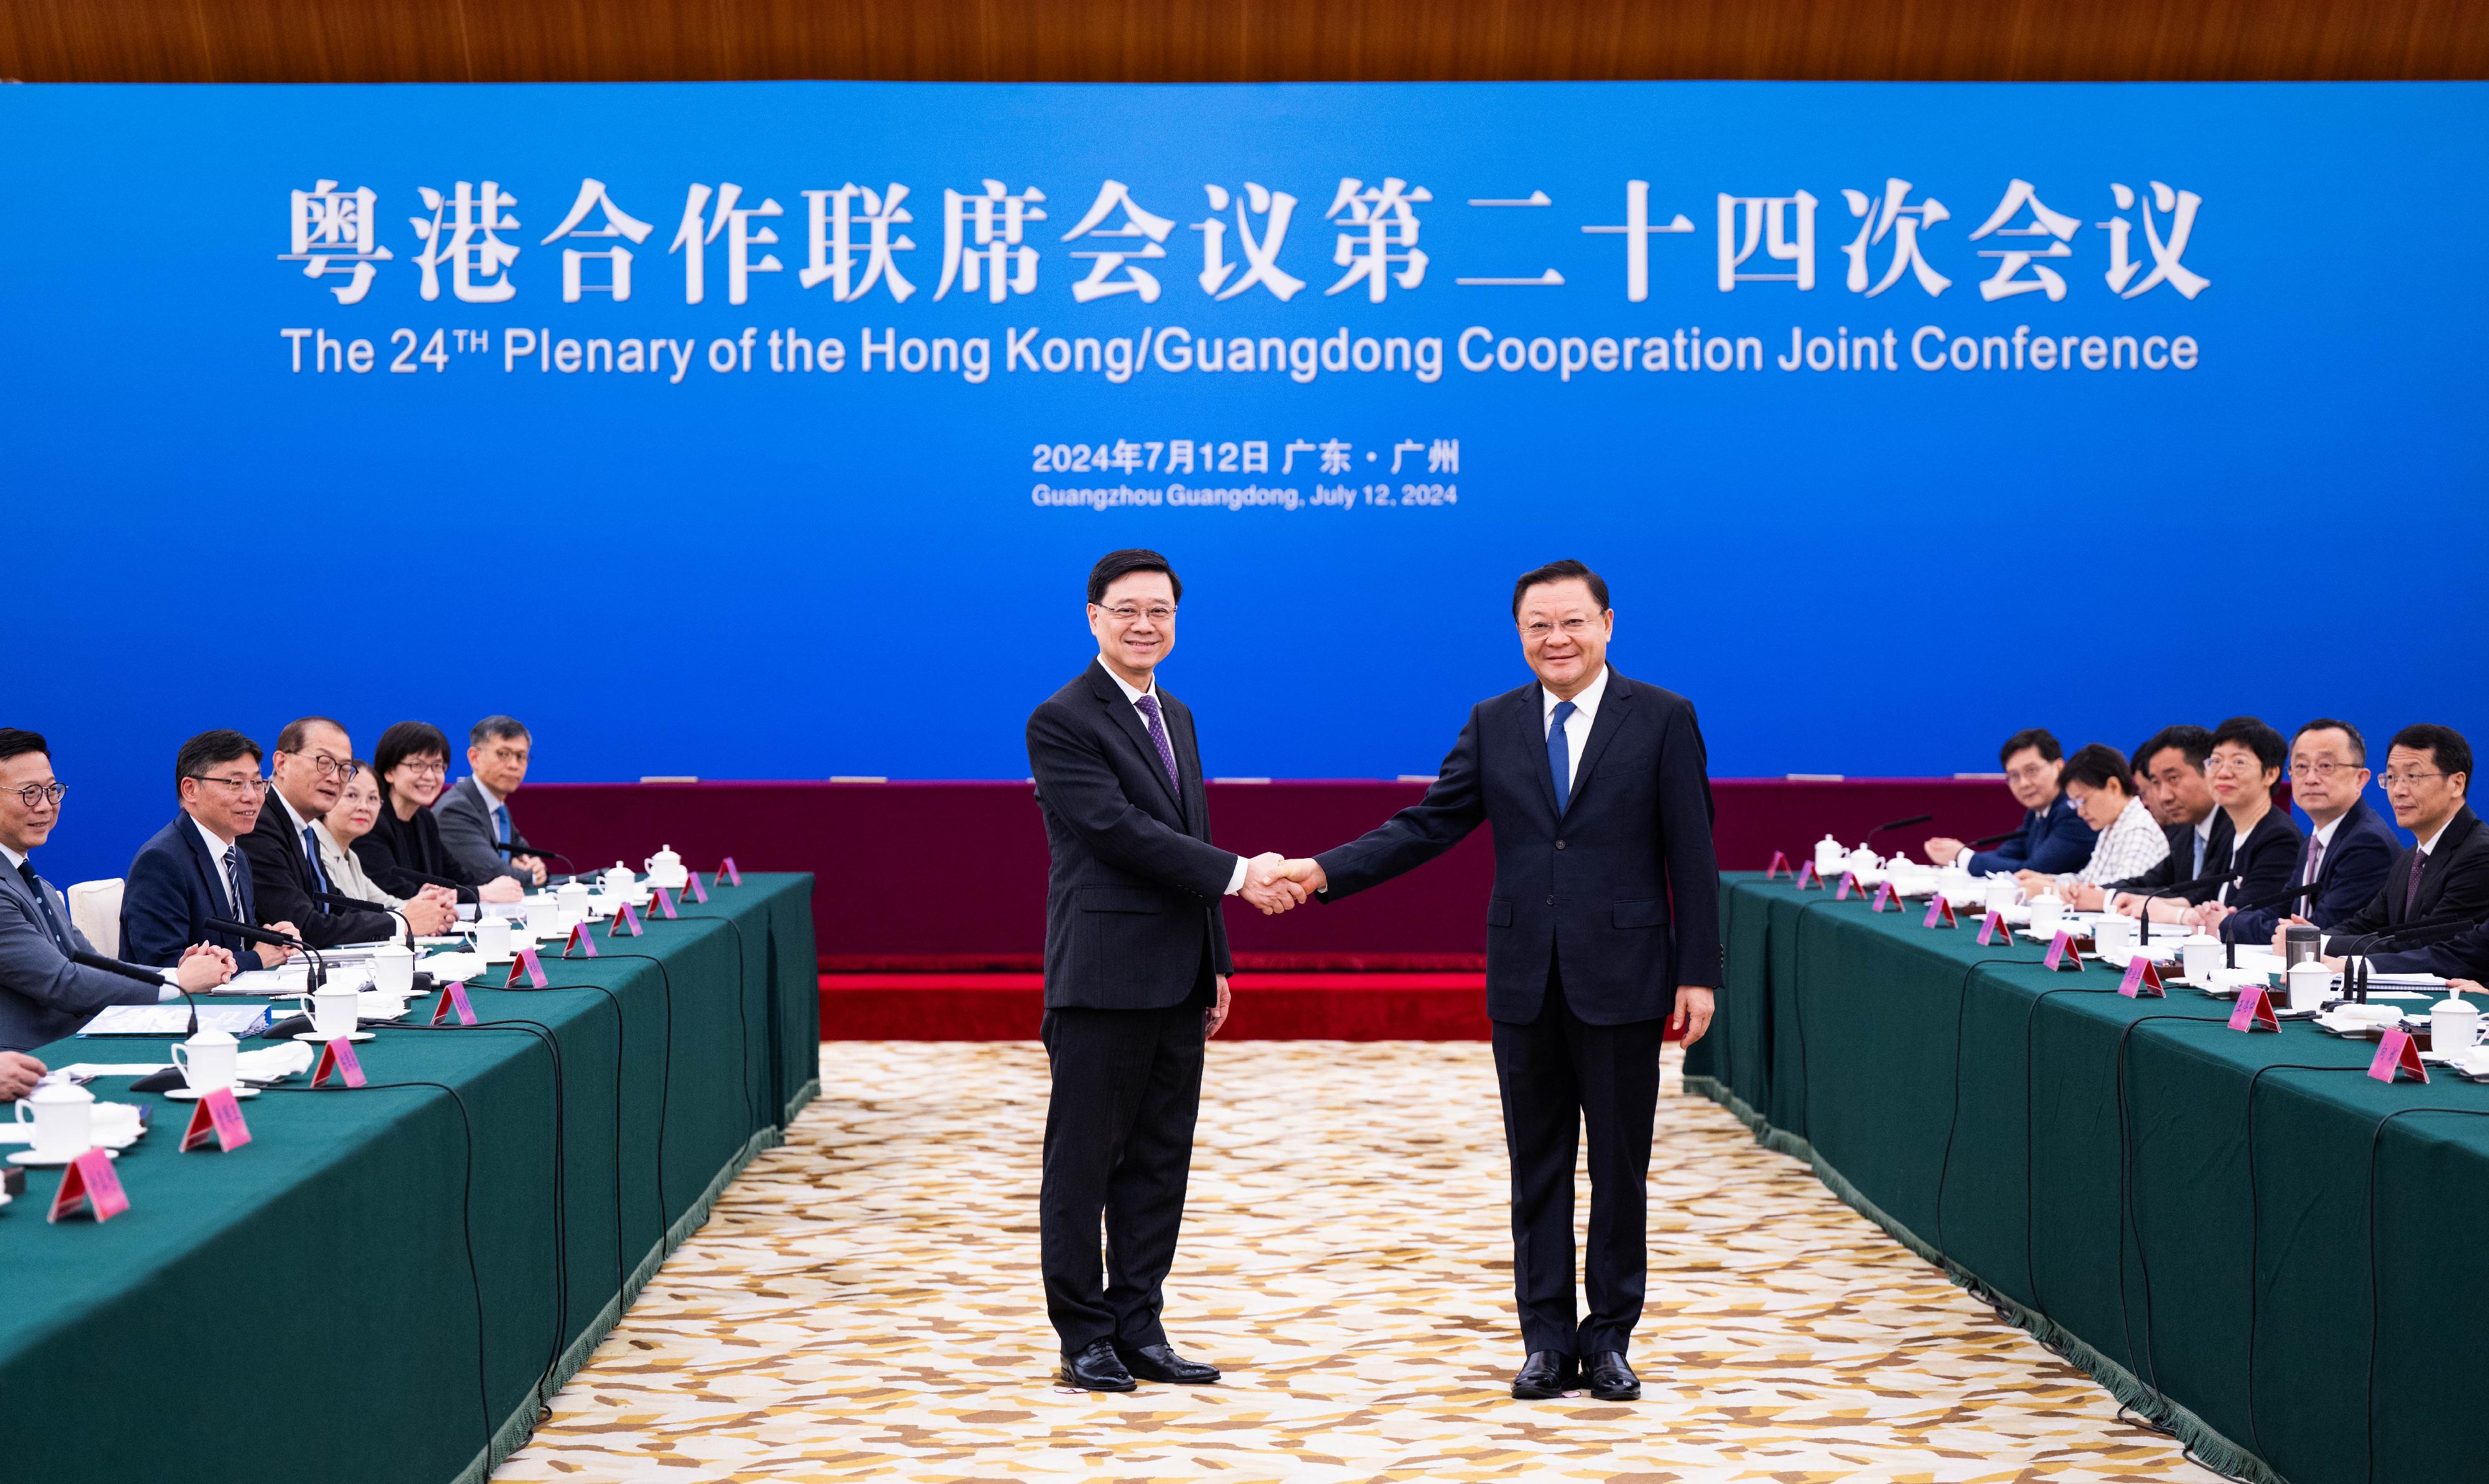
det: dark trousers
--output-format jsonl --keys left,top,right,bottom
{"left": 1490, "top": 955, "right": 1667, "bottom": 1358}
{"left": 1038, "top": 996, "right": 1208, "bottom": 1354}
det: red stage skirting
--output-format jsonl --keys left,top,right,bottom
{"left": 521, "top": 777, "right": 2026, "bottom": 972}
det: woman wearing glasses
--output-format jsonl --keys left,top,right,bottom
{"left": 353, "top": 722, "right": 525, "bottom": 906}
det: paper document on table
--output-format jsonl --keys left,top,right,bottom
{"left": 78, "top": 1004, "right": 271, "bottom": 1037}
{"left": 49, "top": 1063, "right": 174, "bottom": 1079}
{"left": 210, "top": 968, "right": 303, "bottom": 997}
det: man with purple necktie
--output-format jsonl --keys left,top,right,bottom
{"left": 1023, "top": 549, "right": 1304, "bottom": 1393}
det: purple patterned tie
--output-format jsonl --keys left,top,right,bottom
{"left": 2405, "top": 847, "right": 2427, "bottom": 914}
{"left": 1132, "top": 694, "right": 1180, "bottom": 792}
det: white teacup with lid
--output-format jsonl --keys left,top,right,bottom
{"left": 2180, "top": 933, "right": 2224, "bottom": 984}
{"left": 1814, "top": 835, "right": 1846, "bottom": 877}
{"left": 2027, "top": 894, "right": 2066, "bottom": 937}
{"left": 2432, "top": 991, "right": 2479, "bottom": 1056}
{"left": 170, "top": 1026, "right": 239, "bottom": 1093}
{"left": 13, "top": 1080, "right": 95, "bottom": 1159}
{"left": 2284, "top": 959, "right": 2333, "bottom": 1013}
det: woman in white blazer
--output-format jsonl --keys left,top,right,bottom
{"left": 315, "top": 763, "right": 410, "bottom": 911}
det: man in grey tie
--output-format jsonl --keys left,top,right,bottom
{"left": 434, "top": 716, "right": 547, "bottom": 888}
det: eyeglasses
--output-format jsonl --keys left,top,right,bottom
{"left": 283, "top": 753, "right": 353, "bottom": 780}
{"left": 2381, "top": 770, "right": 2447, "bottom": 789}
{"left": 2205, "top": 754, "right": 2265, "bottom": 776}
{"left": 2287, "top": 760, "right": 2363, "bottom": 782}
{"left": 186, "top": 773, "right": 269, "bottom": 796}
{"left": 1100, "top": 604, "right": 1176, "bottom": 624}
{"left": 2004, "top": 762, "right": 2055, "bottom": 786}
{"left": 397, "top": 759, "right": 447, "bottom": 778}
{"left": 9, "top": 781, "right": 65, "bottom": 809}
{"left": 1520, "top": 617, "right": 1599, "bottom": 639}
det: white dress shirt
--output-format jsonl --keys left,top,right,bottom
{"left": 1096, "top": 657, "right": 1248, "bottom": 895}
{"left": 3, "top": 842, "right": 183, "bottom": 994}
{"left": 1540, "top": 664, "right": 1612, "bottom": 791}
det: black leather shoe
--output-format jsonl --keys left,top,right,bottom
{"left": 1060, "top": 1339, "right": 1137, "bottom": 1391}
{"left": 1115, "top": 1341, "right": 1221, "bottom": 1384}
{"left": 1584, "top": 1351, "right": 1640, "bottom": 1401}
{"left": 1511, "top": 1351, "right": 1577, "bottom": 1399}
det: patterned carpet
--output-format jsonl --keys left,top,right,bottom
{"left": 495, "top": 1042, "right": 2202, "bottom": 1483}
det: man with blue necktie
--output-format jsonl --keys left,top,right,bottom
{"left": 1280, "top": 559, "right": 1722, "bottom": 1403}
{"left": 435, "top": 716, "right": 548, "bottom": 889}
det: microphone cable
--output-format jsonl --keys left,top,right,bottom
{"left": 2108, "top": 1012, "right": 2233, "bottom": 1438}
{"left": 652, "top": 912, "right": 762, "bottom": 1134}
{"left": 1930, "top": 954, "right": 2045, "bottom": 1257}
{"left": 587, "top": 953, "right": 678, "bottom": 1224}
{"left": 380, "top": 1019, "right": 579, "bottom": 1417}
{"left": 505, "top": 981, "right": 634, "bottom": 1291}
{"left": 260, "top": 1078, "right": 488, "bottom": 1463}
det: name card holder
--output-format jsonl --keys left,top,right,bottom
{"left": 564, "top": 922, "right": 599, "bottom": 958}
{"left": 2043, "top": 931, "right": 2083, "bottom": 972}
{"left": 2118, "top": 957, "right": 2167, "bottom": 998}
{"left": 1765, "top": 851, "right": 1791, "bottom": 880}
{"left": 715, "top": 857, "right": 741, "bottom": 887}
{"left": 647, "top": 887, "right": 679, "bottom": 919}
{"left": 1978, "top": 910, "right": 2009, "bottom": 947}
{"left": 430, "top": 980, "right": 478, "bottom": 1025}
{"left": 1870, "top": 882, "right": 1898, "bottom": 912}
{"left": 681, "top": 872, "right": 709, "bottom": 904}
{"left": 607, "top": 902, "right": 644, "bottom": 938}
{"left": 180, "top": 1088, "right": 253, "bottom": 1152}
{"left": 2370, "top": 1029, "right": 2431, "bottom": 1084}
{"left": 312, "top": 1038, "right": 368, "bottom": 1088}
{"left": 1924, "top": 897, "right": 1958, "bottom": 930}
{"left": 505, "top": 948, "right": 548, "bottom": 988}
{"left": 49, "top": 1149, "right": 129, "bottom": 1223}
{"left": 1793, "top": 861, "right": 1819, "bottom": 890}
{"left": 2229, "top": 986, "right": 2281, "bottom": 1032}
{"left": 1834, "top": 871, "right": 1859, "bottom": 902}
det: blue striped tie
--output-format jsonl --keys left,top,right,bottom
{"left": 1548, "top": 700, "right": 1577, "bottom": 814}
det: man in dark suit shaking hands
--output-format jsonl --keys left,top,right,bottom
{"left": 1026, "top": 549, "right": 1304, "bottom": 1393}
{"left": 1281, "top": 559, "right": 1721, "bottom": 1402}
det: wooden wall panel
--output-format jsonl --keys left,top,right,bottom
{"left": 3, "top": 0, "right": 2483, "bottom": 84}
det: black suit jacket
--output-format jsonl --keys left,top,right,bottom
{"left": 1027, "top": 661, "right": 1235, "bottom": 1012}
{"left": 2213, "top": 807, "right": 2304, "bottom": 911}
{"left": 355, "top": 803, "right": 483, "bottom": 903}
{"left": 2226, "top": 795, "right": 2400, "bottom": 941}
{"left": 120, "top": 815, "right": 260, "bottom": 968}
{"left": 1312, "top": 669, "right": 1722, "bottom": 1027}
{"left": 2114, "top": 813, "right": 2231, "bottom": 896}
{"left": 240, "top": 795, "right": 401, "bottom": 948}
{"left": 2327, "top": 805, "right": 2489, "bottom": 956}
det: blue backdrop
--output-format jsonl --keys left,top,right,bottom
{"left": 5, "top": 81, "right": 2483, "bottom": 885}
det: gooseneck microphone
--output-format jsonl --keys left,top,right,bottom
{"left": 2218, "top": 877, "right": 2325, "bottom": 966}
{"left": 494, "top": 842, "right": 575, "bottom": 870}
{"left": 205, "top": 917, "right": 330, "bottom": 989}
{"left": 68, "top": 947, "right": 196, "bottom": 1036}
{"left": 1866, "top": 813, "right": 1935, "bottom": 842}
{"left": 2131, "top": 871, "right": 2223, "bottom": 947}
{"left": 310, "top": 889, "right": 414, "bottom": 948}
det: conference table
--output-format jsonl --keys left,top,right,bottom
{"left": 1684, "top": 872, "right": 2489, "bottom": 1484}
{"left": 0, "top": 872, "right": 818, "bottom": 1484}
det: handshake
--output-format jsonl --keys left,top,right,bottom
{"left": 1238, "top": 854, "right": 1329, "bottom": 915}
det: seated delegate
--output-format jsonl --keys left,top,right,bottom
{"left": 2065, "top": 724, "right": 2216, "bottom": 910}
{"left": 2014, "top": 743, "right": 2167, "bottom": 900}
{"left": 1922, "top": 727, "right": 2096, "bottom": 877}
{"left": 0, "top": 727, "right": 234, "bottom": 1052}
{"left": 122, "top": 730, "right": 299, "bottom": 969}
{"left": 435, "top": 715, "right": 548, "bottom": 889}
{"left": 244, "top": 716, "right": 452, "bottom": 945}
{"left": 2117, "top": 716, "right": 2300, "bottom": 925}
{"left": 2202, "top": 717, "right": 2396, "bottom": 945}
{"left": 357, "top": 721, "right": 523, "bottom": 905}
{"left": 2307, "top": 723, "right": 2489, "bottom": 956}
{"left": 319, "top": 761, "right": 462, "bottom": 925}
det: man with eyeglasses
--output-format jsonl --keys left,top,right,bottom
{"left": 0, "top": 728, "right": 238, "bottom": 1052}
{"left": 1920, "top": 728, "right": 2096, "bottom": 878}
{"left": 436, "top": 716, "right": 548, "bottom": 889}
{"left": 2309, "top": 724, "right": 2489, "bottom": 959}
{"left": 2197, "top": 719, "right": 2397, "bottom": 945}
{"left": 243, "top": 716, "right": 455, "bottom": 948}
{"left": 123, "top": 729, "right": 299, "bottom": 969}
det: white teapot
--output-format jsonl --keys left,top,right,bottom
{"left": 601, "top": 862, "right": 638, "bottom": 898}
{"left": 643, "top": 845, "right": 688, "bottom": 890}
{"left": 1813, "top": 834, "right": 1846, "bottom": 876}
{"left": 1844, "top": 844, "right": 1882, "bottom": 884}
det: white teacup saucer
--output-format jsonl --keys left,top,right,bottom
{"left": 8, "top": 1147, "right": 120, "bottom": 1167}
{"left": 164, "top": 1085, "right": 261, "bottom": 1101}
{"left": 292, "top": 1030, "right": 376, "bottom": 1043}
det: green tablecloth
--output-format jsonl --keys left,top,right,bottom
{"left": 0, "top": 872, "right": 818, "bottom": 1483}
{"left": 1684, "top": 873, "right": 2489, "bottom": 1484}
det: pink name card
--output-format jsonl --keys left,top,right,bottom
{"left": 648, "top": 887, "right": 678, "bottom": 919}
{"left": 2118, "top": 958, "right": 2167, "bottom": 998}
{"left": 182, "top": 1088, "right": 253, "bottom": 1151}
{"left": 314, "top": 1037, "right": 368, "bottom": 1088}
{"left": 565, "top": 922, "right": 599, "bottom": 958}
{"left": 1765, "top": 851, "right": 1791, "bottom": 879}
{"left": 608, "top": 901, "right": 644, "bottom": 937}
{"left": 2229, "top": 986, "right": 2281, "bottom": 1032}
{"left": 50, "top": 1147, "right": 129, "bottom": 1222}
{"left": 1870, "top": 882, "right": 1898, "bottom": 912}
{"left": 1793, "top": 861, "right": 1818, "bottom": 890}
{"left": 505, "top": 948, "right": 548, "bottom": 987}
{"left": 1834, "top": 871, "right": 1859, "bottom": 901}
{"left": 1978, "top": 910, "right": 2007, "bottom": 946}
{"left": 2043, "top": 931, "right": 2078, "bottom": 971}
{"left": 1924, "top": 897, "right": 1956, "bottom": 929}
{"left": 2370, "top": 1029, "right": 2430, "bottom": 1083}
{"left": 682, "top": 872, "right": 709, "bottom": 905}
{"left": 716, "top": 857, "right": 741, "bottom": 887}
{"left": 431, "top": 979, "right": 478, "bottom": 1025}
